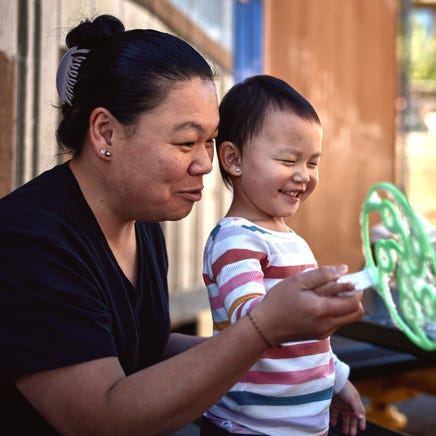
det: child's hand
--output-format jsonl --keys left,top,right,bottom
{"left": 330, "top": 380, "right": 366, "bottom": 435}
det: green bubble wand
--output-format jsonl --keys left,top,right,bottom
{"left": 339, "top": 182, "right": 436, "bottom": 351}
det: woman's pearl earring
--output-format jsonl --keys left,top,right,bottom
{"left": 100, "top": 149, "right": 112, "bottom": 157}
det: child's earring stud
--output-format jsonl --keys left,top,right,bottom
{"left": 235, "top": 168, "right": 241, "bottom": 173}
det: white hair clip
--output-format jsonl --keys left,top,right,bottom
{"left": 56, "top": 47, "right": 90, "bottom": 106}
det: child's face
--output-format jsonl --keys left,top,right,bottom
{"left": 234, "top": 109, "right": 322, "bottom": 226}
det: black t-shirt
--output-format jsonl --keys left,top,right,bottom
{"left": 0, "top": 163, "right": 170, "bottom": 434}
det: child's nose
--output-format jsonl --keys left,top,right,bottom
{"left": 292, "top": 166, "right": 310, "bottom": 183}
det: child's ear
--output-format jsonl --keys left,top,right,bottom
{"left": 218, "top": 141, "right": 242, "bottom": 176}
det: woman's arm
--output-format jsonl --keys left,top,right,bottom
{"left": 17, "top": 266, "right": 362, "bottom": 435}
{"left": 163, "top": 332, "right": 208, "bottom": 359}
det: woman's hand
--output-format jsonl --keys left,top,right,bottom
{"left": 251, "top": 265, "right": 364, "bottom": 346}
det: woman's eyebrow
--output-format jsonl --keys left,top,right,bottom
{"left": 174, "top": 121, "right": 205, "bottom": 132}
{"left": 174, "top": 121, "right": 219, "bottom": 136}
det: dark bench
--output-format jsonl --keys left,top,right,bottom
{"left": 331, "top": 334, "right": 435, "bottom": 433}
{"left": 331, "top": 335, "right": 434, "bottom": 381}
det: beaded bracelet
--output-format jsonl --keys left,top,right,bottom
{"left": 246, "top": 309, "right": 277, "bottom": 348}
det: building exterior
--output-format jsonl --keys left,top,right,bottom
{"left": 2, "top": 0, "right": 433, "bottom": 330}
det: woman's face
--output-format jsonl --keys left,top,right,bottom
{"left": 110, "top": 77, "right": 219, "bottom": 222}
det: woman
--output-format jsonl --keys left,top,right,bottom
{"left": 0, "top": 15, "right": 363, "bottom": 435}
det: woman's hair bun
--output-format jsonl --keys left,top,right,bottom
{"left": 66, "top": 14, "right": 125, "bottom": 49}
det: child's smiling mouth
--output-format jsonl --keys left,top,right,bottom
{"left": 279, "top": 189, "right": 303, "bottom": 198}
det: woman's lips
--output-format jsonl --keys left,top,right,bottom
{"left": 177, "top": 187, "right": 203, "bottom": 202}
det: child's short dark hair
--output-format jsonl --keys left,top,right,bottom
{"left": 217, "top": 75, "right": 320, "bottom": 189}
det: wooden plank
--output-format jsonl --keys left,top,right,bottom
{"left": 264, "top": 0, "right": 398, "bottom": 271}
{"left": 0, "top": 1, "right": 18, "bottom": 196}
{"left": 37, "top": 0, "right": 62, "bottom": 174}
{"left": 0, "top": 53, "right": 15, "bottom": 197}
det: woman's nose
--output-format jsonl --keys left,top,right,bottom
{"left": 189, "top": 146, "right": 213, "bottom": 175}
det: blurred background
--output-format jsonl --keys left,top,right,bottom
{"left": 1, "top": 0, "right": 435, "bottom": 331}
{"left": 1, "top": 1, "right": 436, "bottom": 434}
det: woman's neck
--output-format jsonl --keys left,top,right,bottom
{"left": 69, "top": 157, "right": 138, "bottom": 287}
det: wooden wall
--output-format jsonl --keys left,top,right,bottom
{"left": 0, "top": 1, "right": 18, "bottom": 197}
{"left": 0, "top": 44, "right": 15, "bottom": 199}
{"left": 264, "top": 0, "right": 398, "bottom": 271}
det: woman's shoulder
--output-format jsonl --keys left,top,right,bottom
{"left": 0, "top": 163, "right": 73, "bottom": 210}
{"left": 0, "top": 163, "right": 91, "bottom": 239}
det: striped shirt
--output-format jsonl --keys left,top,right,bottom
{"left": 203, "top": 217, "right": 350, "bottom": 435}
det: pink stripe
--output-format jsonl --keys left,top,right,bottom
{"left": 209, "top": 294, "right": 224, "bottom": 311}
{"left": 235, "top": 296, "right": 263, "bottom": 320}
{"left": 220, "top": 270, "right": 264, "bottom": 300}
{"left": 203, "top": 273, "right": 214, "bottom": 285}
{"left": 241, "top": 359, "right": 334, "bottom": 385}
{"left": 211, "top": 249, "right": 267, "bottom": 278}
{"left": 209, "top": 287, "right": 264, "bottom": 313}
{"left": 263, "top": 339, "right": 331, "bottom": 359}
{"left": 264, "top": 263, "right": 316, "bottom": 279}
